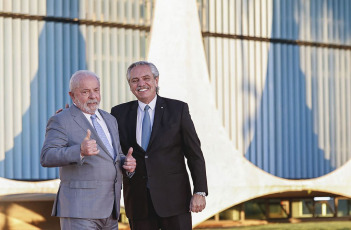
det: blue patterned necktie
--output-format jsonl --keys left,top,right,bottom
{"left": 141, "top": 105, "right": 151, "bottom": 151}
{"left": 90, "top": 114, "right": 115, "bottom": 158}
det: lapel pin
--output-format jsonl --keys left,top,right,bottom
{"left": 161, "top": 107, "right": 163, "bottom": 109}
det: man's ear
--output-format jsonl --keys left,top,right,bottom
{"left": 69, "top": 91, "right": 75, "bottom": 101}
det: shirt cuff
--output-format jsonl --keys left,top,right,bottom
{"left": 195, "top": 192, "right": 206, "bottom": 197}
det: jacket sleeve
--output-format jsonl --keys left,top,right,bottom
{"left": 40, "top": 115, "right": 83, "bottom": 167}
{"left": 181, "top": 103, "right": 208, "bottom": 195}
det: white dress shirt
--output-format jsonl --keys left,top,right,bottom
{"left": 136, "top": 95, "right": 157, "bottom": 147}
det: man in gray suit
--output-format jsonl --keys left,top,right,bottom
{"left": 41, "top": 70, "right": 136, "bottom": 229}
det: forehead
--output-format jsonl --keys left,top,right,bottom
{"left": 130, "top": 65, "right": 152, "bottom": 78}
{"left": 78, "top": 75, "right": 100, "bottom": 88}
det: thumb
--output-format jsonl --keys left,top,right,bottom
{"left": 127, "top": 147, "right": 133, "bottom": 157}
{"left": 85, "top": 129, "right": 91, "bottom": 140}
{"left": 189, "top": 197, "right": 193, "bottom": 212}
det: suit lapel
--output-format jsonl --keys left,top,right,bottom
{"left": 70, "top": 106, "right": 113, "bottom": 160}
{"left": 128, "top": 101, "right": 139, "bottom": 148}
{"left": 70, "top": 105, "right": 94, "bottom": 134}
{"left": 148, "top": 96, "right": 165, "bottom": 149}
{"left": 99, "top": 110, "right": 117, "bottom": 160}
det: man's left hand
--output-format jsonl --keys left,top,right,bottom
{"left": 189, "top": 194, "right": 206, "bottom": 213}
{"left": 123, "top": 147, "right": 136, "bottom": 172}
{"left": 55, "top": 104, "right": 69, "bottom": 114}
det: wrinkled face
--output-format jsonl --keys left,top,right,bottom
{"left": 129, "top": 65, "right": 158, "bottom": 104}
{"left": 69, "top": 75, "right": 101, "bottom": 114}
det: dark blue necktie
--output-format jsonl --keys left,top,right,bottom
{"left": 91, "top": 114, "right": 114, "bottom": 158}
{"left": 141, "top": 105, "right": 151, "bottom": 151}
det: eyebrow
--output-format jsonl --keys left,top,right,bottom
{"left": 81, "top": 87, "right": 99, "bottom": 91}
{"left": 131, "top": 74, "right": 151, "bottom": 79}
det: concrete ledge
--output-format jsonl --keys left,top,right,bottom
{"left": 0, "top": 178, "right": 59, "bottom": 201}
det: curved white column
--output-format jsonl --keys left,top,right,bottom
{"left": 147, "top": 0, "right": 351, "bottom": 226}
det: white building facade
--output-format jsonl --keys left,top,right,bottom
{"left": 1, "top": 0, "right": 351, "bottom": 227}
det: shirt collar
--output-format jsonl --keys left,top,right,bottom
{"left": 93, "top": 110, "right": 103, "bottom": 120}
{"left": 138, "top": 95, "right": 157, "bottom": 111}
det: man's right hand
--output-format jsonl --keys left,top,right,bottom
{"left": 80, "top": 129, "right": 99, "bottom": 156}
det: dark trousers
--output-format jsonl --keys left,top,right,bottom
{"left": 129, "top": 190, "right": 192, "bottom": 230}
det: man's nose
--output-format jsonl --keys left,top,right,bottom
{"left": 137, "top": 79, "right": 145, "bottom": 86}
{"left": 89, "top": 91, "right": 96, "bottom": 98}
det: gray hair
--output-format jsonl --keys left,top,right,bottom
{"left": 69, "top": 70, "right": 100, "bottom": 92}
{"left": 126, "top": 61, "right": 160, "bottom": 94}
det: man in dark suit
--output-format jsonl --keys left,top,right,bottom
{"left": 41, "top": 70, "right": 136, "bottom": 229}
{"left": 111, "top": 61, "right": 208, "bottom": 230}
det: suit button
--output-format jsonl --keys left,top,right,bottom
{"left": 145, "top": 156, "right": 148, "bottom": 159}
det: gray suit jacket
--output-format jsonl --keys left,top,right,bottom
{"left": 41, "top": 105, "right": 124, "bottom": 219}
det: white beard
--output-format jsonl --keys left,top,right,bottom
{"left": 76, "top": 99, "right": 99, "bottom": 114}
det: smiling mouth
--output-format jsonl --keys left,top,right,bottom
{"left": 138, "top": 88, "right": 148, "bottom": 92}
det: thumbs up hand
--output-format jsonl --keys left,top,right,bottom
{"left": 123, "top": 147, "right": 136, "bottom": 172}
{"left": 80, "top": 129, "right": 99, "bottom": 156}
